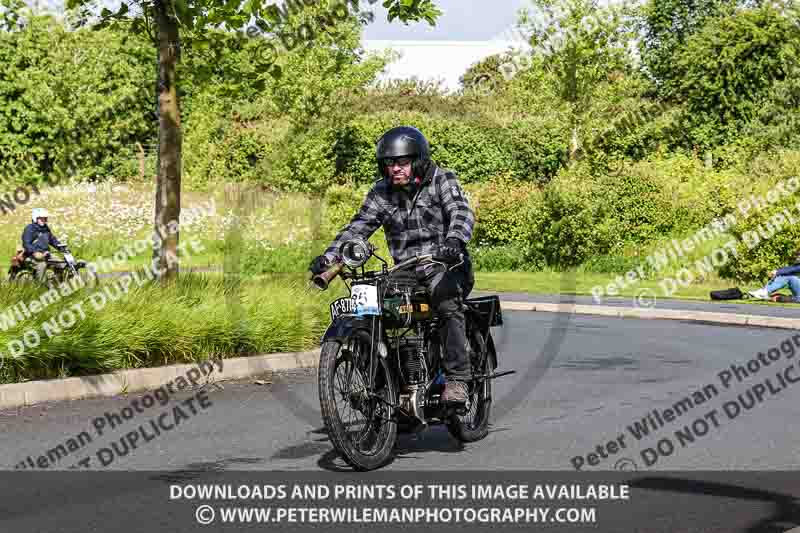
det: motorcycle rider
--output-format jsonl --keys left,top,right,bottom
{"left": 309, "top": 126, "right": 476, "bottom": 406}
{"left": 22, "top": 208, "right": 67, "bottom": 282}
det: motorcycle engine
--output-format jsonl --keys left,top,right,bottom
{"left": 395, "top": 335, "right": 429, "bottom": 425}
{"left": 397, "top": 337, "right": 427, "bottom": 386}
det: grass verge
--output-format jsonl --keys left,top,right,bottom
{"left": 0, "top": 273, "right": 343, "bottom": 385}
{"left": 474, "top": 270, "right": 800, "bottom": 307}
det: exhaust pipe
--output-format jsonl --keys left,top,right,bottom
{"left": 311, "top": 262, "right": 344, "bottom": 291}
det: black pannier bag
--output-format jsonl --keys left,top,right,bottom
{"left": 710, "top": 287, "right": 745, "bottom": 300}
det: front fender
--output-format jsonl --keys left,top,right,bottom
{"left": 321, "top": 317, "right": 389, "bottom": 360}
{"left": 321, "top": 316, "right": 374, "bottom": 344}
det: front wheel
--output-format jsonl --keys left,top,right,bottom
{"left": 70, "top": 268, "right": 99, "bottom": 289}
{"left": 318, "top": 335, "right": 398, "bottom": 471}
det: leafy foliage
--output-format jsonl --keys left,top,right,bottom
{"left": 718, "top": 151, "right": 800, "bottom": 281}
{"left": 459, "top": 53, "right": 511, "bottom": 93}
{"left": 0, "top": 14, "right": 155, "bottom": 184}
{"left": 517, "top": 0, "right": 640, "bottom": 163}
{"left": 669, "top": 3, "right": 800, "bottom": 147}
{"left": 638, "top": 0, "right": 733, "bottom": 87}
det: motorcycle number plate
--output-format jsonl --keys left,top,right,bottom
{"left": 351, "top": 284, "right": 379, "bottom": 316}
{"left": 63, "top": 253, "right": 74, "bottom": 263}
{"left": 330, "top": 297, "right": 355, "bottom": 322}
{"left": 329, "top": 285, "right": 379, "bottom": 321}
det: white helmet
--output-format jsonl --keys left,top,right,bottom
{"left": 31, "top": 208, "right": 49, "bottom": 223}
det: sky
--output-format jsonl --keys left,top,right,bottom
{"left": 360, "top": 0, "right": 534, "bottom": 91}
{"left": 362, "top": 0, "right": 531, "bottom": 41}
{"left": 18, "top": 0, "right": 535, "bottom": 89}
{"left": 22, "top": 0, "right": 532, "bottom": 41}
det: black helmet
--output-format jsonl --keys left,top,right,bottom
{"left": 375, "top": 126, "right": 431, "bottom": 180}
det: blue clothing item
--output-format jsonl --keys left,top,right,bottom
{"left": 766, "top": 275, "right": 800, "bottom": 302}
{"left": 776, "top": 263, "right": 800, "bottom": 276}
{"left": 21, "top": 223, "right": 63, "bottom": 255}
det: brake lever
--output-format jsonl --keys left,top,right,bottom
{"left": 449, "top": 253, "right": 465, "bottom": 271}
{"left": 427, "top": 252, "right": 464, "bottom": 271}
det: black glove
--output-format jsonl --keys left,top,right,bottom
{"left": 309, "top": 255, "right": 330, "bottom": 276}
{"left": 56, "top": 244, "right": 67, "bottom": 252}
{"left": 440, "top": 238, "right": 464, "bottom": 261}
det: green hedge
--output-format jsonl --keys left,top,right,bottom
{"left": 183, "top": 106, "right": 569, "bottom": 193}
{"left": 719, "top": 150, "right": 800, "bottom": 281}
{"left": 465, "top": 154, "right": 742, "bottom": 269}
{"left": 0, "top": 16, "right": 155, "bottom": 184}
{"left": 332, "top": 110, "right": 567, "bottom": 187}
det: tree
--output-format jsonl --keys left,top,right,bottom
{"left": 0, "top": 5, "right": 154, "bottom": 187}
{"left": 459, "top": 53, "right": 510, "bottom": 94}
{"left": 64, "top": 0, "right": 442, "bottom": 281}
{"left": 518, "top": 0, "right": 639, "bottom": 161}
{"left": 0, "top": 0, "right": 26, "bottom": 30}
{"left": 670, "top": 2, "right": 800, "bottom": 146}
{"left": 638, "top": 0, "right": 734, "bottom": 89}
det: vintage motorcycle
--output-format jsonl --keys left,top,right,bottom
{"left": 8, "top": 244, "right": 97, "bottom": 288}
{"left": 311, "top": 237, "right": 513, "bottom": 471}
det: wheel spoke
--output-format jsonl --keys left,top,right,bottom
{"left": 333, "top": 356, "right": 372, "bottom": 444}
{"left": 322, "top": 336, "right": 397, "bottom": 467}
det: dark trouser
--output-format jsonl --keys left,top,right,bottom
{"left": 417, "top": 256, "right": 475, "bottom": 382}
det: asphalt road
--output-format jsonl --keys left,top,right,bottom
{"left": 3, "top": 310, "right": 800, "bottom": 533}
{"left": 3, "top": 310, "right": 800, "bottom": 472}
{"left": 477, "top": 290, "right": 800, "bottom": 319}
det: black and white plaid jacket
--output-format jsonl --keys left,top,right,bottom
{"left": 324, "top": 163, "right": 475, "bottom": 265}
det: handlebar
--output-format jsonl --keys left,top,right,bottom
{"left": 388, "top": 252, "right": 462, "bottom": 273}
{"left": 311, "top": 261, "right": 345, "bottom": 291}
{"left": 310, "top": 251, "right": 463, "bottom": 291}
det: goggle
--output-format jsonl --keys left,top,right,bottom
{"left": 382, "top": 157, "right": 413, "bottom": 168}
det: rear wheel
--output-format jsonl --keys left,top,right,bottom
{"left": 8, "top": 267, "right": 36, "bottom": 284}
{"left": 8, "top": 268, "right": 32, "bottom": 283}
{"left": 446, "top": 329, "right": 494, "bottom": 442}
{"left": 318, "top": 334, "right": 398, "bottom": 471}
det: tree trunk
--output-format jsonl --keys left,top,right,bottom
{"left": 569, "top": 125, "right": 580, "bottom": 161}
{"left": 152, "top": 0, "right": 181, "bottom": 282}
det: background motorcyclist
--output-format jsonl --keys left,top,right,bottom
{"left": 22, "top": 208, "right": 66, "bottom": 282}
{"left": 309, "top": 126, "right": 476, "bottom": 406}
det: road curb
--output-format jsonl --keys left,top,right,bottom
{"left": 2, "top": 300, "right": 798, "bottom": 410}
{"left": 0, "top": 349, "right": 320, "bottom": 411}
{"left": 502, "top": 301, "right": 800, "bottom": 330}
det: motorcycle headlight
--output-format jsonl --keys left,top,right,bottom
{"left": 340, "top": 238, "right": 373, "bottom": 269}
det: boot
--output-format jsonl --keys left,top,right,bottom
{"left": 441, "top": 379, "right": 468, "bottom": 404}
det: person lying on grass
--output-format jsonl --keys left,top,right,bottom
{"left": 748, "top": 257, "right": 800, "bottom": 303}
